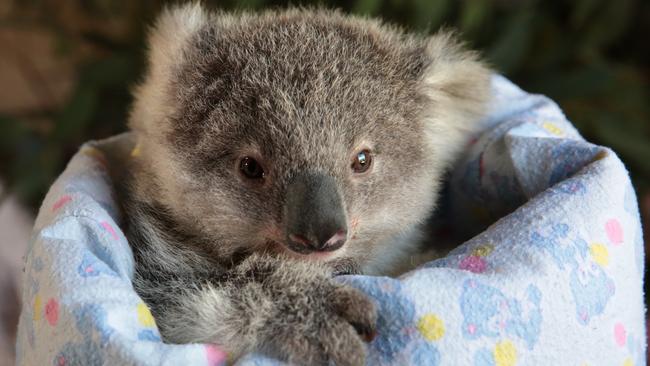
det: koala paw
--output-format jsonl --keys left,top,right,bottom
{"left": 255, "top": 259, "right": 377, "bottom": 366}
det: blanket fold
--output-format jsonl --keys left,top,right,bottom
{"left": 16, "top": 75, "right": 646, "bottom": 366}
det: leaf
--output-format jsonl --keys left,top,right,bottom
{"left": 571, "top": 0, "right": 604, "bottom": 28}
{"left": 52, "top": 86, "right": 99, "bottom": 142}
{"left": 352, "top": 0, "right": 382, "bottom": 15}
{"left": 525, "top": 64, "right": 613, "bottom": 100}
{"left": 79, "top": 54, "right": 139, "bottom": 87}
{"left": 459, "top": 0, "right": 492, "bottom": 36}
{"left": 235, "top": 0, "right": 266, "bottom": 10}
{"left": 486, "top": 8, "right": 534, "bottom": 74}
{"left": 593, "top": 117, "right": 650, "bottom": 177}
{"left": 411, "top": 0, "right": 450, "bottom": 31}
{"left": 581, "top": 0, "right": 634, "bottom": 50}
{"left": 0, "top": 116, "right": 30, "bottom": 149}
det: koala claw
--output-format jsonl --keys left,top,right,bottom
{"left": 257, "top": 263, "right": 377, "bottom": 366}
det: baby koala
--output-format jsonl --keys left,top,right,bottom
{"left": 125, "top": 3, "right": 490, "bottom": 365}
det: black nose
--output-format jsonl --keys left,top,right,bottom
{"left": 284, "top": 173, "right": 348, "bottom": 254}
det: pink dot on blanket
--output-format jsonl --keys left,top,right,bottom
{"left": 614, "top": 323, "right": 626, "bottom": 346}
{"left": 468, "top": 324, "right": 477, "bottom": 334}
{"left": 100, "top": 221, "right": 119, "bottom": 240}
{"left": 45, "top": 298, "right": 59, "bottom": 326}
{"left": 459, "top": 255, "right": 487, "bottom": 273}
{"left": 52, "top": 195, "right": 72, "bottom": 212}
{"left": 605, "top": 219, "right": 623, "bottom": 245}
{"left": 205, "top": 345, "right": 227, "bottom": 366}
{"left": 579, "top": 311, "right": 588, "bottom": 321}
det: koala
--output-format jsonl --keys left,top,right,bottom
{"left": 124, "top": 3, "right": 490, "bottom": 365}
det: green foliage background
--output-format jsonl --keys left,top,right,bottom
{"left": 0, "top": 0, "right": 648, "bottom": 212}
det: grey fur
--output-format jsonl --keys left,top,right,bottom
{"left": 125, "top": 3, "right": 490, "bottom": 365}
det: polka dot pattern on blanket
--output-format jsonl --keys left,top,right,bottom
{"left": 15, "top": 75, "right": 645, "bottom": 366}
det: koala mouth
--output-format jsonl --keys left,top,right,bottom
{"left": 265, "top": 239, "right": 341, "bottom": 261}
{"left": 286, "top": 231, "right": 347, "bottom": 254}
{"left": 264, "top": 240, "right": 359, "bottom": 275}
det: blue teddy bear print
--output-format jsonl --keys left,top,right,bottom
{"left": 341, "top": 276, "right": 441, "bottom": 365}
{"left": 531, "top": 223, "right": 615, "bottom": 325}
{"left": 460, "top": 279, "right": 542, "bottom": 350}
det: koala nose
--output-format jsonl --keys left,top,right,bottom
{"left": 284, "top": 173, "right": 348, "bottom": 255}
{"left": 289, "top": 229, "right": 347, "bottom": 252}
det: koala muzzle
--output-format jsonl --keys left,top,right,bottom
{"left": 284, "top": 173, "right": 348, "bottom": 254}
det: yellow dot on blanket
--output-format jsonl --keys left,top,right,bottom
{"left": 417, "top": 314, "right": 445, "bottom": 341}
{"left": 81, "top": 146, "right": 100, "bottom": 158}
{"left": 494, "top": 340, "right": 517, "bottom": 366}
{"left": 590, "top": 243, "right": 609, "bottom": 266}
{"left": 594, "top": 150, "right": 608, "bottom": 161}
{"left": 622, "top": 358, "right": 633, "bottom": 366}
{"left": 472, "top": 244, "right": 494, "bottom": 257}
{"left": 542, "top": 122, "right": 564, "bottom": 136}
{"left": 137, "top": 303, "right": 156, "bottom": 327}
{"left": 131, "top": 143, "right": 141, "bottom": 157}
{"left": 33, "top": 294, "right": 42, "bottom": 321}
{"left": 80, "top": 146, "right": 109, "bottom": 168}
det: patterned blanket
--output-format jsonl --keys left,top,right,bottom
{"left": 16, "top": 75, "right": 646, "bottom": 365}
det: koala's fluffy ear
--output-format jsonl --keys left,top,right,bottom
{"left": 419, "top": 30, "right": 492, "bottom": 167}
{"left": 129, "top": 3, "right": 208, "bottom": 136}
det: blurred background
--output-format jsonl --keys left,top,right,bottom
{"left": 0, "top": 0, "right": 648, "bottom": 364}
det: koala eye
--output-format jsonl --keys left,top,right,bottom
{"left": 351, "top": 149, "right": 372, "bottom": 173}
{"left": 239, "top": 157, "right": 265, "bottom": 180}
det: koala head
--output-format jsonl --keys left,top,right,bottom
{"left": 129, "top": 4, "right": 490, "bottom": 274}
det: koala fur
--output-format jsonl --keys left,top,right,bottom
{"left": 125, "top": 3, "right": 490, "bottom": 365}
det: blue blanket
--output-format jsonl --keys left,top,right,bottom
{"left": 16, "top": 75, "right": 646, "bottom": 365}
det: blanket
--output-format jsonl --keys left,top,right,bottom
{"left": 16, "top": 75, "right": 646, "bottom": 365}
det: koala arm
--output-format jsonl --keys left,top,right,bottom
{"left": 125, "top": 198, "right": 376, "bottom": 365}
{"left": 133, "top": 252, "right": 376, "bottom": 365}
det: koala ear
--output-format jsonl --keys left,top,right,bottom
{"left": 130, "top": 3, "right": 208, "bottom": 137}
{"left": 419, "top": 30, "right": 492, "bottom": 167}
{"left": 147, "top": 2, "right": 208, "bottom": 78}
